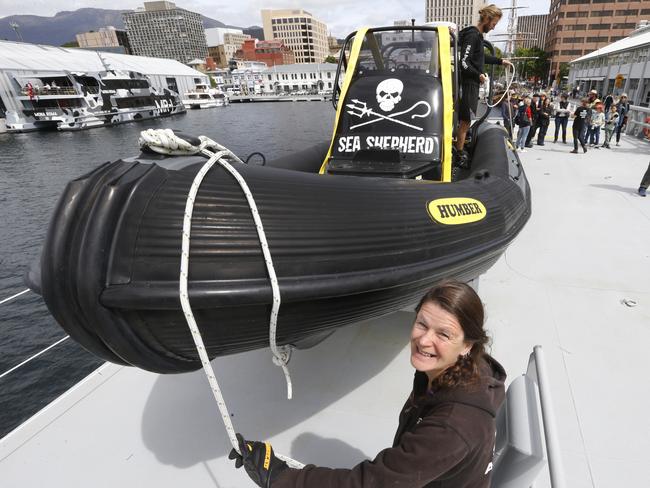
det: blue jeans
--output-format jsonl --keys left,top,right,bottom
{"left": 589, "top": 126, "right": 601, "bottom": 145}
{"left": 516, "top": 126, "right": 530, "bottom": 149}
{"left": 554, "top": 117, "right": 568, "bottom": 142}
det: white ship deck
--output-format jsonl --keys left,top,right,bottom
{"left": 1, "top": 129, "right": 649, "bottom": 487}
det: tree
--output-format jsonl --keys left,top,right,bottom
{"left": 487, "top": 46, "right": 506, "bottom": 79}
{"left": 324, "top": 55, "right": 338, "bottom": 64}
{"left": 513, "top": 47, "right": 549, "bottom": 83}
{"left": 61, "top": 40, "right": 79, "bottom": 48}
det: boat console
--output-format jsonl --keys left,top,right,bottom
{"left": 324, "top": 26, "right": 455, "bottom": 181}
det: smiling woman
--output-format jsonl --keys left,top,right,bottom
{"left": 411, "top": 280, "right": 490, "bottom": 390}
{"left": 230, "top": 280, "right": 507, "bottom": 488}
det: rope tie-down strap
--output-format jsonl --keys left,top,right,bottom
{"left": 139, "top": 129, "right": 304, "bottom": 468}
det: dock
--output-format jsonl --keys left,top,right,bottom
{"left": 230, "top": 94, "right": 330, "bottom": 103}
{"left": 0, "top": 127, "right": 648, "bottom": 487}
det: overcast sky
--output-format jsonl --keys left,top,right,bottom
{"left": 0, "top": 0, "right": 550, "bottom": 40}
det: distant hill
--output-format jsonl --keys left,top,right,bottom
{"left": 0, "top": 8, "right": 245, "bottom": 46}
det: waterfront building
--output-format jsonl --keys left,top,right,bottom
{"left": 228, "top": 62, "right": 337, "bottom": 94}
{"left": 259, "top": 63, "right": 337, "bottom": 94}
{"left": 76, "top": 26, "right": 132, "bottom": 54}
{"left": 261, "top": 9, "right": 329, "bottom": 63}
{"left": 546, "top": 0, "right": 650, "bottom": 82}
{"left": 424, "top": 0, "right": 486, "bottom": 27}
{"left": 516, "top": 14, "right": 548, "bottom": 50}
{"left": 238, "top": 38, "right": 296, "bottom": 67}
{"left": 122, "top": 1, "right": 208, "bottom": 64}
{"left": 568, "top": 22, "right": 650, "bottom": 105}
{"left": 207, "top": 68, "right": 232, "bottom": 90}
{"left": 230, "top": 64, "right": 267, "bottom": 94}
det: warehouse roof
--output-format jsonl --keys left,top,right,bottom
{"left": 0, "top": 40, "right": 204, "bottom": 77}
{"left": 572, "top": 26, "right": 650, "bottom": 63}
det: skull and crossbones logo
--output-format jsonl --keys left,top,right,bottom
{"left": 376, "top": 78, "right": 403, "bottom": 112}
{"left": 346, "top": 78, "right": 432, "bottom": 131}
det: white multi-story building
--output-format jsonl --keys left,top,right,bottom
{"left": 229, "top": 63, "right": 338, "bottom": 94}
{"left": 205, "top": 27, "right": 246, "bottom": 46}
{"left": 261, "top": 9, "right": 329, "bottom": 63}
{"left": 261, "top": 63, "right": 337, "bottom": 93}
{"left": 122, "top": 1, "right": 207, "bottom": 64}
{"left": 425, "top": 0, "right": 486, "bottom": 28}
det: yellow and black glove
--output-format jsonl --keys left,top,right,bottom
{"left": 229, "top": 433, "right": 288, "bottom": 488}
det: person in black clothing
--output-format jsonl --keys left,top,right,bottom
{"left": 615, "top": 93, "right": 630, "bottom": 146}
{"left": 638, "top": 163, "right": 650, "bottom": 197}
{"left": 229, "top": 281, "right": 506, "bottom": 488}
{"left": 554, "top": 94, "right": 570, "bottom": 143}
{"left": 536, "top": 97, "right": 553, "bottom": 146}
{"left": 456, "top": 4, "right": 512, "bottom": 165}
{"left": 571, "top": 98, "right": 590, "bottom": 153}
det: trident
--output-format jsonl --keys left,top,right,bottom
{"left": 346, "top": 100, "right": 432, "bottom": 131}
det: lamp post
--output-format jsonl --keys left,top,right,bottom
{"left": 10, "top": 22, "right": 23, "bottom": 42}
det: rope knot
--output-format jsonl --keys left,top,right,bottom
{"left": 271, "top": 345, "right": 292, "bottom": 367}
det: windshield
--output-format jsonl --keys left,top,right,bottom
{"left": 355, "top": 29, "right": 439, "bottom": 75}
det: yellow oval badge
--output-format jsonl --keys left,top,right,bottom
{"left": 427, "top": 198, "right": 487, "bottom": 225}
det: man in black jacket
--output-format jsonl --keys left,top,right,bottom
{"left": 456, "top": 4, "right": 512, "bottom": 165}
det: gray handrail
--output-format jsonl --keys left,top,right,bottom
{"left": 527, "top": 345, "right": 566, "bottom": 488}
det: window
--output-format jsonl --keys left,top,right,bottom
{"left": 586, "top": 36, "right": 608, "bottom": 42}
{"left": 566, "top": 24, "right": 587, "bottom": 30}
{"left": 590, "top": 10, "right": 613, "bottom": 16}
{"left": 615, "top": 9, "right": 639, "bottom": 15}
{"left": 564, "top": 37, "right": 585, "bottom": 43}
{"left": 166, "top": 77, "right": 178, "bottom": 93}
{"left": 561, "top": 49, "right": 583, "bottom": 55}
{"left": 589, "top": 24, "right": 611, "bottom": 29}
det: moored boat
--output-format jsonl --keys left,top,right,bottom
{"left": 182, "top": 82, "right": 229, "bottom": 109}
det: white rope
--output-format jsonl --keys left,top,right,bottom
{"left": 0, "top": 288, "right": 30, "bottom": 305}
{"left": 140, "top": 129, "right": 303, "bottom": 468}
{"left": 485, "top": 63, "right": 516, "bottom": 109}
{"left": 0, "top": 335, "right": 69, "bottom": 380}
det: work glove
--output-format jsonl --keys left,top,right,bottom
{"left": 229, "top": 433, "right": 288, "bottom": 488}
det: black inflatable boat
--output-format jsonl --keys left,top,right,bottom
{"left": 32, "top": 26, "right": 531, "bottom": 373}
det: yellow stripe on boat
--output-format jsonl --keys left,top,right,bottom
{"left": 438, "top": 26, "right": 453, "bottom": 183}
{"left": 319, "top": 27, "right": 369, "bottom": 174}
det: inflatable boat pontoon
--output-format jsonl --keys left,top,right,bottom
{"left": 31, "top": 25, "right": 531, "bottom": 373}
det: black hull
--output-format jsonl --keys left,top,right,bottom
{"left": 37, "top": 123, "right": 531, "bottom": 373}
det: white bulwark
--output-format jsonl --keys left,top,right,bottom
{"left": 0, "top": 40, "right": 208, "bottom": 132}
{"left": 569, "top": 23, "right": 650, "bottom": 105}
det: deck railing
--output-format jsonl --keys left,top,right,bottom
{"left": 626, "top": 104, "right": 650, "bottom": 139}
{"left": 21, "top": 87, "right": 78, "bottom": 96}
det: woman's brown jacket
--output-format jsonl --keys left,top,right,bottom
{"left": 274, "top": 355, "right": 506, "bottom": 488}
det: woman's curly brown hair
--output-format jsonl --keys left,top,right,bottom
{"left": 415, "top": 280, "right": 490, "bottom": 390}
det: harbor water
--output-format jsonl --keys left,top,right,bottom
{"left": 0, "top": 102, "right": 333, "bottom": 438}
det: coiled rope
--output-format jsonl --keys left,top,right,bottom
{"left": 138, "top": 129, "right": 303, "bottom": 468}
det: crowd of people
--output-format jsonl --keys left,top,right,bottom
{"left": 500, "top": 89, "right": 631, "bottom": 154}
